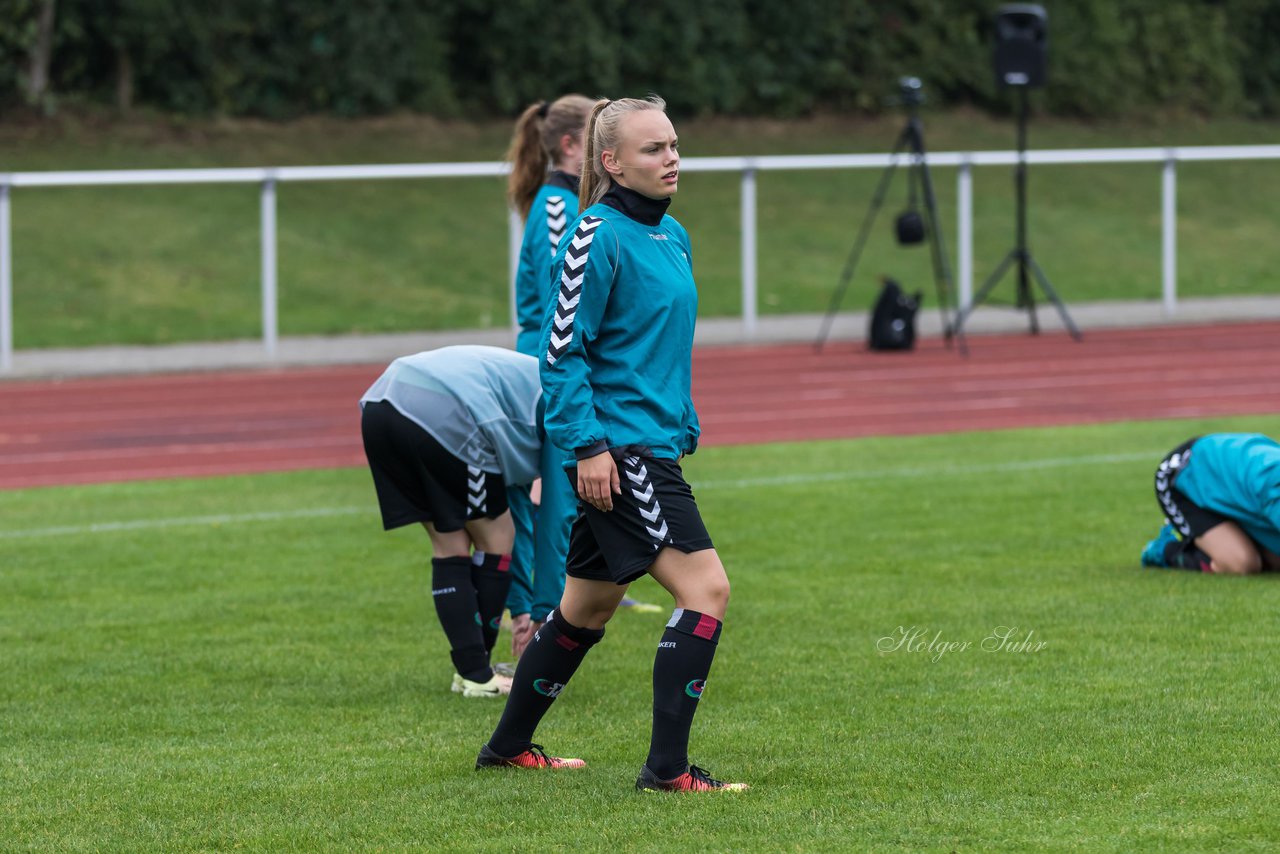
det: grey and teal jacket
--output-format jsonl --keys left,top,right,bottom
{"left": 360, "top": 345, "right": 542, "bottom": 485}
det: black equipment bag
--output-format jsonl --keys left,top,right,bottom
{"left": 867, "top": 277, "right": 923, "bottom": 351}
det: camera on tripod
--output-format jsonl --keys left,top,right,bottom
{"left": 893, "top": 78, "right": 926, "bottom": 247}
{"left": 897, "top": 76, "right": 924, "bottom": 108}
{"left": 816, "top": 71, "right": 964, "bottom": 354}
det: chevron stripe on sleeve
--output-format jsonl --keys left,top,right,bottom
{"left": 546, "top": 196, "right": 568, "bottom": 257}
{"left": 546, "top": 215, "right": 603, "bottom": 365}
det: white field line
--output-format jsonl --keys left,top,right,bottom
{"left": 0, "top": 506, "right": 367, "bottom": 540}
{"left": 0, "top": 450, "right": 1156, "bottom": 541}
{"left": 692, "top": 450, "right": 1154, "bottom": 490}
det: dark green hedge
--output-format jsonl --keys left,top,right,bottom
{"left": 1, "top": 0, "right": 1276, "bottom": 119}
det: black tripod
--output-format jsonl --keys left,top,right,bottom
{"left": 815, "top": 98, "right": 964, "bottom": 355}
{"left": 952, "top": 88, "right": 1081, "bottom": 340}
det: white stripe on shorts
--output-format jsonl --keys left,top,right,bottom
{"left": 466, "top": 464, "right": 487, "bottom": 514}
{"left": 622, "top": 454, "right": 670, "bottom": 543}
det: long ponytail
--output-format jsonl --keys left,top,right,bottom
{"left": 577, "top": 99, "right": 612, "bottom": 213}
{"left": 506, "top": 102, "right": 550, "bottom": 220}
{"left": 578, "top": 95, "right": 668, "bottom": 210}
{"left": 506, "top": 94, "right": 594, "bottom": 221}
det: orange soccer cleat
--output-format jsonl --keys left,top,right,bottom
{"left": 475, "top": 742, "right": 586, "bottom": 770}
{"left": 636, "top": 764, "right": 748, "bottom": 792}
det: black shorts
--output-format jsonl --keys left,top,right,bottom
{"left": 564, "top": 447, "right": 714, "bottom": 585}
{"left": 1154, "top": 437, "right": 1229, "bottom": 540}
{"left": 361, "top": 400, "right": 508, "bottom": 532}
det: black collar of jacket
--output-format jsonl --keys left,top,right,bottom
{"left": 548, "top": 170, "right": 580, "bottom": 194}
{"left": 601, "top": 181, "right": 670, "bottom": 227}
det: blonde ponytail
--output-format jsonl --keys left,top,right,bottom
{"left": 577, "top": 100, "right": 612, "bottom": 213}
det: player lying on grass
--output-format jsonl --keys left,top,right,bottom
{"left": 1141, "top": 433, "right": 1280, "bottom": 574}
{"left": 360, "top": 345, "right": 566, "bottom": 697}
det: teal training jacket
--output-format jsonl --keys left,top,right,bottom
{"left": 538, "top": 182, "right": 700, "bottom": 464}
{"left": 1176, "top": 433, "right": 1280, "bottom": 554}
{"left": 515, "top": 172, "right": 579, "bottom": 356}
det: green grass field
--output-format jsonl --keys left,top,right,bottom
{"left": 5, "top": 415, "right": 1280, "bottom": 851}
{"left": 3, "top": 110, "right": 1279, "bottom": 348}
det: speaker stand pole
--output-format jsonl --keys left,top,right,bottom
{"left": 952, "top": 88, "right": 1081, "bottom": 341}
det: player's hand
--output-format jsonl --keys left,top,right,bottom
{"left": 510, "top": 613, "right": 532, "bottom": 658}
{"left": 578, "top": 451, "right": 620, "bottom": 512}
{"left": 530, "top": 477, "right": 542, "bottom": 507}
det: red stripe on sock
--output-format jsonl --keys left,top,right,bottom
{"left": 497, "top": 554, "right": 511, "bottom": 572}
{"left": 692, "top": 613, "right": 720, "bottom": 640}
{"left": 555, "top": 634, "right": 580, "bottom": 651}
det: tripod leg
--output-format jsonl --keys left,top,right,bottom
{"left": 952, "top": 249, "right": 1017, "bottom": 338}
{"left": 815, "top": 134, "right": 910, "bottom": 352}
{"left": 913, "top": 155, "right": 966, "bottom": 356}
{"left": 901, "top": 117, "right": 968, "bottom": 357}
{"left": 1017, "top": 254, "right": 1041, "bottom": 335}
{"left": 1026, "top": 254, "right": 1083, "bottom": 340}
{"left": 919, "top": 183, "right": 966, "bottom": 355}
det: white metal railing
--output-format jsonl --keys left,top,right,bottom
{"left": 3, "top": 144, "right": 1280, "bottom": 373}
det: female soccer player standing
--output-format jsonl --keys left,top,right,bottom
{"left": 504, "top": 95, "right": 593, "bottom": 656}
{"left": 507, "top": 94, "right": 593, "bottom": 357}
{"left": 477, "top": 96, "right": 747, "bottom": 792}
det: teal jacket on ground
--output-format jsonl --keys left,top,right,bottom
{"left": 539, "top": 182, "right": 700, "bottom": 465}
{"left": 516, "top": 172, "right": 579, "bottom": 356}
{"left": 1176, "top": 433, "right": 1280, "bottom": 554}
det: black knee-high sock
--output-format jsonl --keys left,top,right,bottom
{"left": 486, "top": 609, "right": 604, "bottom": 757}
{"left": 471, "top": 552, "right": 513, "bottom": 655}
{"left": 431, "top": 556, "right": 491, "bottom": 682}
{"left": 1165, "top": 540, "right": 1213, "bottom": 572}
{"left": 646, "top": 609, "right": 722, "bottom": 780}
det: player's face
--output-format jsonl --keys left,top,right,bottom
{"left": 558, "top": 132, "right": 584, "bottom": 176}
{"left": 604, "top": 110, "right": 679, "bottom": 200}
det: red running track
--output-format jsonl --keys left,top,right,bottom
{"left": 2, "top": 321, "right": 1279, "bottom": 490}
